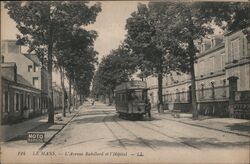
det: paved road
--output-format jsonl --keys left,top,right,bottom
{"left": 40, "top": 102, "right": 249, "bottom": 163}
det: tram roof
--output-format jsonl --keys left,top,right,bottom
{"left": 115, "top": 81, "right": 147, "bottom": 92}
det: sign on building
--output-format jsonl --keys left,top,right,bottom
{"left": 27, "top": 132, "right": 45, "bottom": 143}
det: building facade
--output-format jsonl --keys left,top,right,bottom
{"left": 147, "top": 29, "right": 250, "bottom": 119}
{"left": 1, "top": 63, "right": 42, "bottom": 124}
{"left": 1, "top": 40, "right": 51, "bottom": 124}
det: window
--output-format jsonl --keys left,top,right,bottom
{"left": 199, "top": 60, "right": 205, "bottom": 75}
{"left": 129, "top": 90, "right": 145, "bottom": 101}
{"left": 211, "top": 82, "right": 215, "bottom": 99}
{"left": 1, "top": 42, "right": 6, "bottom": 54}
{"left": 1, "top": 56, "right": 4, "bottom": 63}
{"left": 28, "top": 65, "right": 32, "bottom": 72}
{"left": 15, "top": 93, "right": 20, "bottom": 111}
{"left": 33, "top": 77, "right": 39, "bottom": 86}
{"left": 176, "top": 89, "right": 180, "bottom": 102}
{"left": 34, "top": 63, "right": 37, "bottom": 72}
{"left": 209, "top": 57, "right": 215, "bottom": 73}
{"left": 5, "top": 92, "right": 9, "bottom": 112}
{"left": 20, "top": 94, "right": 23, "bottom": 109}
{"left": 230, "top": 38, "right": 240, "bottom": 61}
{"left": 201, "top": 84, "right": 205, "bottom": 98}
{"left": 33, "top": 96, "right": 36, "bottom": 112}
{"left": 28, "top": 95, "right": 30, "bottom": 108}
{"left": 222, "top": 79, "right": 227, "bottom": 97}
{"left": 221, "top": 53, "right": 225, "bottom": 69}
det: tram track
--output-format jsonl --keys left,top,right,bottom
{"left": 112, "top": 116, "right": 157, "bottom": 151}
{"left": 102, "top": 110, "right": 200, "bottom": 151}
{"left": 134, "top": 121, "right": 201, "bottom": 150}
{"left": 102, "top": 114, "right": 127, "bottom": 150}
{"left": 102, "top": 111, "right": 156, "bottom": 151}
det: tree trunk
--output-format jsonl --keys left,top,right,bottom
{"left": 80, "top": 94, "right": 83, "bottom": 105}
{"left": 188, "top": 39, "right": 198, "bottom": 120}
{"left": 0, "top": 54, "right": 2, "bottom": 125}
{"left": 108, "top": 92, "right": 111, "bottom": 106}
{"left": 47, "top": 41, "right": 54, "bottom": 123}
{"left": 74, "top": 89, "right": 77, "bottom": 109}
{"left": 59, "top": 67, "right": 66, "bottom": 117}
{"left": 68, "top": 79, "right": 72, "bottom": 113}
{"left": 157, "top": 72, "right": 163, "bottom": 113}
{"left": 190, "top": 62, "right": 198, "bottom": 119}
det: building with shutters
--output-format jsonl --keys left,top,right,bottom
{"left": 146, "top": 29, "right": 250, "bottom": 118}
{"left": 1, "top": 40, "right": 49, "bottom": 124}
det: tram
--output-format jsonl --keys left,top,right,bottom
{"left": 114, "top": 81, "right": 149, "bottom": 120}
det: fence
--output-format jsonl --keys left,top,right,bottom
{"left": 163, "top": 86, "right": 229, "bottom": 104}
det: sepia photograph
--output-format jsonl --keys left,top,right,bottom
{"left": 0, "top": 1, "right": 249, "bottom": 163}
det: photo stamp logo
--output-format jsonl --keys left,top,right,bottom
{"left": 27, "top": 132, "right": 45, "bottom": 143}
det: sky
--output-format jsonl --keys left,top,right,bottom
{"left": 1, "top": 1, "right": 146, "bottom": 60}
{"left": 1, "top": 1, "right": 146, "bottom": 85}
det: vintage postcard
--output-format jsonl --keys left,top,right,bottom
{"left": 0, "top": 1, "right": 249, "bottom": 164}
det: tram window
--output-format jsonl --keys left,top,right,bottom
{"left": 117, "top": 94, "right": 120, "bottom": 102}
{"left": 135, "top": 91, "right": 143, "bottom": 100}
{"left": 122, "top": 94, "right": 125, "bottom": 101}
{"left": 129, "top": 90, "right": 144, "bottom": 101}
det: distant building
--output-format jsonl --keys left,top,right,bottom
{"left": 146, "top": 29, "right": 250, "bottom": 119}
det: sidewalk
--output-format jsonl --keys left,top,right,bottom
{"left": 155, "top": 111, "right": 250, "bottom": 137}
{"left": 0, "top": 107, "right": 80, "bottom": 146}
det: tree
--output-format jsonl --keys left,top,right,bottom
{"left": 156, "top": 1, "right": 250, "bottom": 119}
{"left": 92, "top": 44, "right": 135, "bottom": 104}
{"left": 125, "top": 3, "right": 182, "bottom": 112}
{"left": 5, "top": 1, "right": 101, "bottom": 123}
{"left": 54, "top": 26, "right": 98, "bottom": 112}
{"left": 194, "top": 2, "right": 250, "bottom": 32}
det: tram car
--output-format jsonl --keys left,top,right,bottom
{"left": 114, "top": 81, "right": 149, "bottom": 120}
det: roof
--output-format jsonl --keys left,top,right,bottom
{"left": 23, "top": 53, "right": 41, "bottom": 65}
{"left": 17, "top": 74, "right": 34, "bottom": 88}
{"left": 1, "top": 62, "right": 16, "bottom": 67}
{"left": 197, "top": 42, "right": 224, "bottom": 58}
{"left": 115, "top": 81, "right": 147, "bottom": 91}
{"left": 1, "top": 62, "right": 34, "bottom": 88}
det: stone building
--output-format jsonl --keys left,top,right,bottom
{"left": 146, "top": 29, "right": 250, "bottom": 119}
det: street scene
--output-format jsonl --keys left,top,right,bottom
{"left": 1, "top": 101, "right": 249, "bottom": 163}
{"left": 1, "top": 1, "right": 250, "bottom": 164}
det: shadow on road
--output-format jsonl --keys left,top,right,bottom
{"left": 6, "top": 123, "right": 65, "bottom": 142}
{"left": 73, "top": 112, "right": 162, "bottom": 124}
{"left": 178, "top": 137, "right": 249, "bottom": 149}
{"left": 107, "top": 137, "right": 249, "bottom": 150}
{"left": 225, "top": 123, "right": 250, "bottom": 133}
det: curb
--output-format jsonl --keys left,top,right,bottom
{"left": 161, "top": 115, "right": 250, "bottom": 137}
{"left": 38, "top": 111, "right": 80, "bottom": 150}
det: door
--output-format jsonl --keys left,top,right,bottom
{"left": 228, "top": 76, "right": 238, "bottom": 100}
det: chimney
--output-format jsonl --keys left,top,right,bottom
{"left": 202, "top": 43, "right": 206, "bottom": 52}
{"left": 14, "top": 64, "right": 17, "bottom": 82}
{"left": 211, "top": 36, "right": 216, "bottom": 48}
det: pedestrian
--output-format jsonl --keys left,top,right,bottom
{"left": 92, "top": 99, "right": 95, "bottom": 106}
{"left": 146, "top": 99, "right": 151, "bottom": 119}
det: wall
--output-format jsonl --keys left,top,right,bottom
{"left": 225, "top": 30, "right": 250, "bottom": 91}
{"left": 1, "top": 40, "right": 42, "bottom": 90}
{"left": 146, "top": 29, "right": 249, "bottom": 118}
